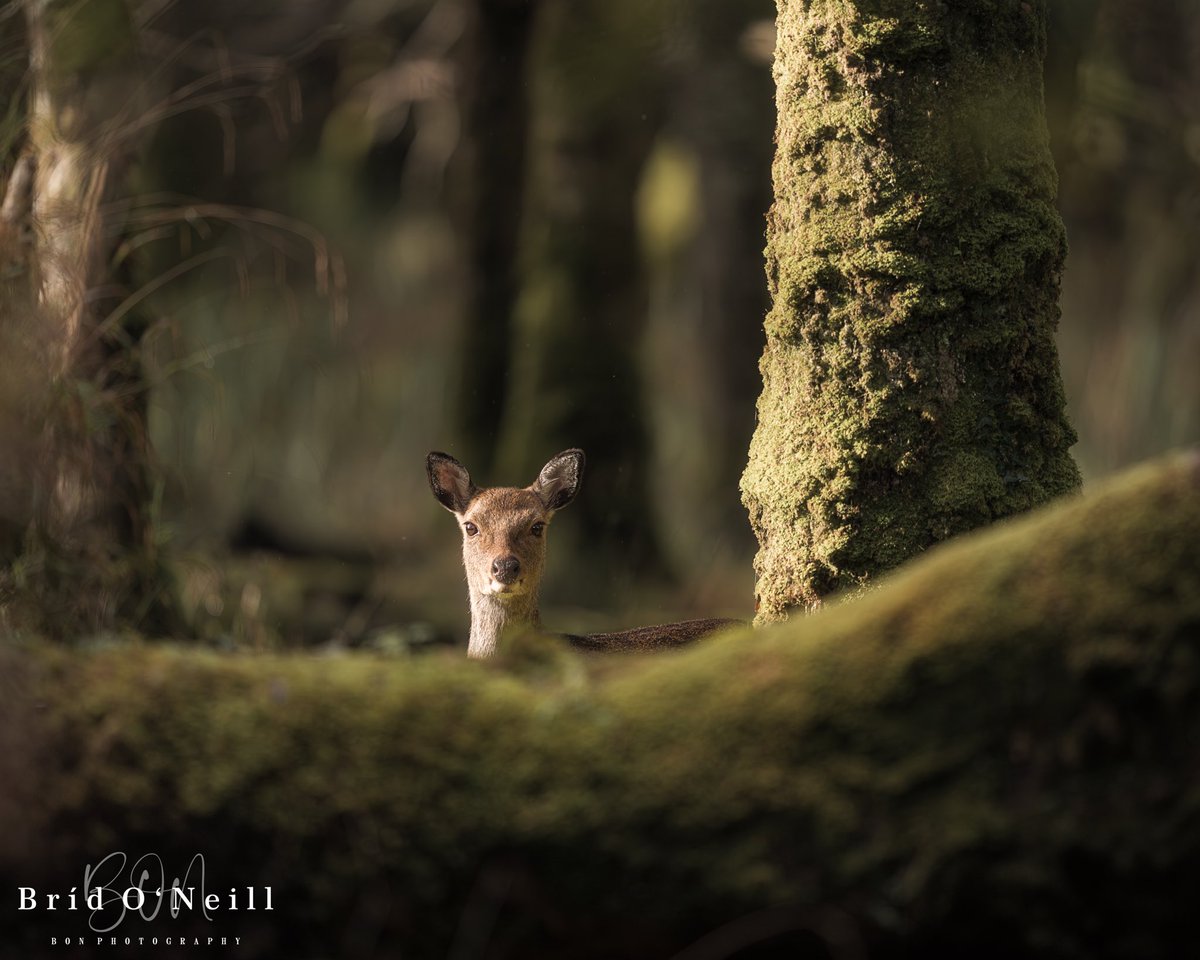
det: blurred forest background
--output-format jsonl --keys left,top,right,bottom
{"left": 1, "top": 0, "right": 1197, "bottom": 650}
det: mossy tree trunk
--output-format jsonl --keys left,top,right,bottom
{"left": 496, "top": 0, "right": 667, "bottom": 577}
{"left": 16, "top": 0, "right": 173, "bottom": 633}
{"left": 742, "top": 0, "right": 1081, "bottom": 622}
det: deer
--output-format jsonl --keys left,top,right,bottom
{"left": 427, "top": 448, "right": 740, "bottom": 658}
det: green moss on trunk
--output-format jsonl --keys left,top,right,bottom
{"left": 742, "top": 0, "right": 1081, "bottom": 620}
{"left": 4, "top": 454, "right": 1199, "bottom": 958}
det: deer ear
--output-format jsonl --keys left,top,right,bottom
{"left": 427, "top": 452, "right": 476, "bottom": 514}
{"left": 532, "top": 449, "right": 584, "bottom": 511}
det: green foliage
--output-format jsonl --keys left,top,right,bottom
{"left": 4, "top": 453, "right": 1199, "bottom": 957}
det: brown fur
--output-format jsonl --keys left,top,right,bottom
{"left": 563, "top": 618, "right": 741, "bottom": 652}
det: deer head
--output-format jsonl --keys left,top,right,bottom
{"left": 427, "top": 449, "right": 585, "bottom": 656}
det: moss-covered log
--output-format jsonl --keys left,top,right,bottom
{"left": 4, "top": 454, "right": 1199, "bottom": 958}
{"left": 742, "top": 0, "right": 1082, "bottom": 621}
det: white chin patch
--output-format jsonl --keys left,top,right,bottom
{"left": 488, "top": 580, "right": 521, "bottom": 596}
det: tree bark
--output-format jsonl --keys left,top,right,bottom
{"left": 3, "top": 453, "right": 1198, "bottom": 958}
{"left": 742, "top": 0, "right": 1081, "bottom": 622}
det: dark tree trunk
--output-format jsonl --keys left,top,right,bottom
{"left": 1054, "top": 0, "right": 1200, "bottom": 477}
{"left": 496, "top": 0, "right": 667, "bottom": 579}
{"left": 454, "top": 0, "right": 539, "bottom": 473}
{"left": 669, "top": 0, "right": 774, "bottom": 556}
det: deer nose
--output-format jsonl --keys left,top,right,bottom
{"left": 492, "top": 556, "right": 520, "bottom": 584}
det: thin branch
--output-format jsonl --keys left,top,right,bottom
{"left": 91, "top": 247, "right": 239, "bottom": 348}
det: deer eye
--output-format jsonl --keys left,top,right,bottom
{"left": 530, "top": 522, "right": 545, "bottom": 538}
{"left": 464, "top": 522, "right": 479, "bottom": 537}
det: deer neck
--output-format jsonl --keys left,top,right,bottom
{"left": 467, "top": 588, "right": 540, "bottom": 658}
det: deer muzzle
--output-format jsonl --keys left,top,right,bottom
{"left": 491, "top": 555, "right": 521, "bottom": 585}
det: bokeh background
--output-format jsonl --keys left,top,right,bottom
{"left": 60, "top": 0, "right": 1198, "bottom": 648}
